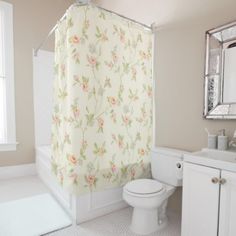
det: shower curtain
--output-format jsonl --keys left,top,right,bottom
{"left": 51, "top": 4, "right": 153, "bottom": 194}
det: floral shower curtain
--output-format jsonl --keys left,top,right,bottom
{"left": 51, "top": 5, "right": 153, "bottom": 195}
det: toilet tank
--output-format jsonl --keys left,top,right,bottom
{"left": 151, "top": 147, "right": 188, "bottom": 187}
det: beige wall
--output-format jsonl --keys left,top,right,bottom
{"left": 155, "top": 8, "right": 236, "bottom": 213}
{"left": 0, "top": 0, "right": 73, "bottom": 166}
{"left": 155, "top": 22, "right": 236, "bottom": 152}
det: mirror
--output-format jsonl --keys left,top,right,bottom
{"left": 223, "top": 45, "right": 236, "bottom": 103}
{"left": 204, "top": 21, "right": 236, "bottom": 119}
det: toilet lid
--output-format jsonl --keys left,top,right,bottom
{"left": 124, "top": 179, "right": 163, "bottom": 195}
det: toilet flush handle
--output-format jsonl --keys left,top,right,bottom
{"left": 176, "top": 162, "right": 182, "bottom": 169}
{"left": 175, "top": 161, "right": 183, "bottom": 180}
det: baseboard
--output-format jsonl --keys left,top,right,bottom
{"left": 0, "top": 163, "right": 36, "bottom": 180}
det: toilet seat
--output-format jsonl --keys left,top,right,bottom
{"left": 124, "top": 179, "right": 165, "bottom": 197}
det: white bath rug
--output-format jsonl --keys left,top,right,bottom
{"left": 0, "top": 193, "right": 72, "bottom": 236}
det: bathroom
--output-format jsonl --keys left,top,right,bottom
{"left": 0, "top": 0, "right": 236, "bottom": 235}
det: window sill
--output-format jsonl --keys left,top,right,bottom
{"left": 0, "top": 142, "right": 18, "bottom": 151}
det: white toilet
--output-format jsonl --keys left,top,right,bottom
{"left": 123, "top": 147, "right": 186, "bottom": 235}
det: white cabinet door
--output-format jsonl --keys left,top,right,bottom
{"left": 219, "top": 170, "right": 236, "bottom": 236}
{"left": 181, "top": 162, "right": 220, "bottom": 236}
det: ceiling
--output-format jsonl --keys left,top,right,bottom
{"left": 93, "top": 0, "right": 236, "bottom": 27}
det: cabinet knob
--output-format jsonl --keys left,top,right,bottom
{"left": 219, "top": 178, "right": 227, "bottom": 185}
{"left": 211, "top": 177, "right": 219, "bottom": 184}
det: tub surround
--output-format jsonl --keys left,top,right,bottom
{"left": 36, "top": 145, "right": 128, "bottom": 223}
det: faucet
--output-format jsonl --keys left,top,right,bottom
{"left": 229, "top": 130, "right": 236, "bottom": 148}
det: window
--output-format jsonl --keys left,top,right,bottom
{"left": 0, "top": 1, "right": 16, "bottom": 151}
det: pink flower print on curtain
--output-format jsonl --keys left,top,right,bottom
{"left": 51, "top": 5, "right": 153, "bottom": 195}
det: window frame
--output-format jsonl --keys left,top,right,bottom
{"left": 0, "top": 1, "right": 17, "bottom": 151}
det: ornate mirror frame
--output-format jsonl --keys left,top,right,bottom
{"left": 204, "top": 21, "right": 236, "bottom": 119}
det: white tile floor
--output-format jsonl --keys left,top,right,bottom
{"left": 0, "top": 176, "right": 181, "bottom": 236}
{"left": 47, "top": 208, "right": 181, "bottom": 236}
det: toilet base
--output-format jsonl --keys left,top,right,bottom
{"left": 130, "top": 207, "right": 168, "bottom": 235}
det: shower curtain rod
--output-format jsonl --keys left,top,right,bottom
{"left": 34, "top": 2, "right": 154, "bottom": 56}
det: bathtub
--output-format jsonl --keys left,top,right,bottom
{"left": 36, "top": 145, "right": 128, "bottom": 223}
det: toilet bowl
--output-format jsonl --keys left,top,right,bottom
{"left": 123, "top": 147, "right": 187, "bottom": 235}
{"left": 123, "top": 179, "right": 175, "bottom": 235}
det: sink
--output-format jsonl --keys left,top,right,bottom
{"left": 184, "top": 148, "right": 236, "bottom": 172}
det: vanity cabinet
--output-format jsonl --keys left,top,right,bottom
{"left": 181, "top": 162, "right": 236, "bottom": 236}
